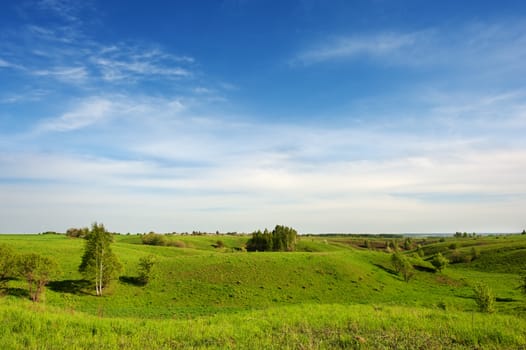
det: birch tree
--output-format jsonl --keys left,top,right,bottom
{"left": 79, "top": 223, "right": 121, "bottom": 296}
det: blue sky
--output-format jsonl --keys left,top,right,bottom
{"left": 1, "top": 0, "right": 526, "bottom": 233}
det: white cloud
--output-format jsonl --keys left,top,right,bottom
{"left": 0, "top": 58, "right": 24, "bottom": 70}
{"left": 33, "top": 66, "right": 88, "bottom": 83}
{"left": 0, "top": 58, "right": 11, "bottom": 67}
{"left": 297, "top": 31, "right": 421, "bottom": 64}
{"left": 0, "top": 89, "right": 49, "bottom": 104}
{"left": 37, "top": 97, "right": 113, "bottom": 132}
{"left": 36, "top": 0, "right": 91, "bottom": 23}
{"left": 295, "top": 21, "right": 526, "bottom": 71}
{"left": 296, "top": 31, "right": 428, "bottom": 65}
{"left": 90, "top": 45, "right": 193, "bottom": 82}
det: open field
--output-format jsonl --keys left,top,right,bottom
{"left": 1, "top": 233, "right": 526, "bottom": 348}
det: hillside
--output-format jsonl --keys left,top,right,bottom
{"left": 1, "top": 233, "right": 526, "bottom": 348}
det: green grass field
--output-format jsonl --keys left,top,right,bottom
{"left": 1, "top": 233, "right": 526, "bottom": 349}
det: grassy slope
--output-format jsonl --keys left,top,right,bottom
{"left": 1, "top": 299, "right": 525, "bottom": 349}
{"left": 1, "top": 233, "right": 526, "bottom": 348}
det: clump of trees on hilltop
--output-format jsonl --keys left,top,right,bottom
{"left": 246, "top": 225, "right": 298, "bottom": 252}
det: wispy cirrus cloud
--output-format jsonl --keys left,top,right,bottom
{"left": 295, "top": 20, "right": 526, "bottom": 71}
{"left": 0, "top": 58, "right": 12, "bottom": 68}
{"left": 36, "top": 0, "right": 92, "bottom": 23}
{"left": 91, "top": 45, "right": 193, "bottom": 82}
{"left": 296, "top": 31, "right": 423, "bottom": 65}
{"left": 0, "top": 57, "right": 24, "bottom": 70}
{"left": 37, "top": 97, "right": 113, "bottom": 132}
{"left": 1, "top": 2, "right": 196, "bottom": 89}
{"left": 32, "top": 66, "right": 88, "bottom": 83}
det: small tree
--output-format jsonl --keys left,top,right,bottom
{"left": 473, "top": 282, "right": 495, "bottom": 313}
{"left": 401, "top": 261, "right": 415, "bottom": 282}
{"left": 416, "top": 245, "right": 425, "bottom": 258}
{"left": 391, "top": 253, "right": 415, "bottom": 282}
{"left": 17, "top": 253, "right": 59, "bottom": 302}
{"left": 470, "top": 247, "right": 480, "bottom": 261}
{"left": 137, "top": 255, "right": 156, "bottom": 285}
{"left": 431, "top": 253, "right": 449, "bottom": 272}
{"left": 391, "top": 252, "right": 405, "bottom": 273}
{"left": 79, "top": 223, "right": 122, "bottom": 296}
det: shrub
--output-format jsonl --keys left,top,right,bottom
{"left": 470, "top": 247, "right": 480, "bottom": 260}
{"left": 473, "top": 282, "right": 495, "bottom": 313}
{"left": 137, "top": 255, "right": 156, "bottom": 285}
{"left": 431, "top": 253, "right": 449, "bottom": 272}
{"left": 391, "top": 253, "right": 415, "bottom": 282}
{"left": 141, "top": 233, "right": 167, "bottom": 246}
{"left": 66, "top": 227, "right": 89, "bottom": 238}
{"left": 416, "top": 245, "right": 425, "bottom": 257}
{"left": 449, "top": 250, "right": 464, "bottom": 264}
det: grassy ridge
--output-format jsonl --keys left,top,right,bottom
{"left": 1, "top": 298, "right": 525, "bottom": 349}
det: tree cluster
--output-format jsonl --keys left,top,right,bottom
{"left": 66, "top": 227, "right": 90, "bottom": 238}
{"left": 246, "top": 225, "right": 298, "bottom": 252}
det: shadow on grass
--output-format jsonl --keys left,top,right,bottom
{"left": 48, "top": 279, "right": 91, "bottom": 295}
{"left": 119, "top": 276, "right": 146, "bottom": 287}
{"left": 2, "top": 287, "right": 30, "bottom": 298}
{"left": 414, "top": 265, "right": 436, "bottom": 273}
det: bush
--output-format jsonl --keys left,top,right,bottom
{"left": 141, "top": 233, "right": 167, "bottom": 246}
{"left": 470, "top": 247, "right": 480, "bottom": 260}
{"left": 431, "top": 253, "right": 449, "bottom": 272}
{"left": 391, "top": 253, "right": 415, "bottom": 282}
{"left": 66, "top": 227, "right": 89, "bottom": 238}
{"left": 137, "top": 255, "right": 156, "bottom": 285}
{"left": 449, "top": 249, "right": 470, "bottom": 264}
{"left": 416, "top": 245, "right": 425, "bottom": 257}
{"left": 473, "top": 282, "right": 495, "bottom": 313}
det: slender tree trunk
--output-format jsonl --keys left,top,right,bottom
{"left": 99, "top": 247, "right": 104, "bottom": 296}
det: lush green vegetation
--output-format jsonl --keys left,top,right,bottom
{"left": 246, "top": 225, "right": 298, "bottom": 252}
{"left": 1, "top": 231, "right": 526, "bottom": 348}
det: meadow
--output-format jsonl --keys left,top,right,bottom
{"left": 1, "top": 232, "right": 526, "bottom": 349}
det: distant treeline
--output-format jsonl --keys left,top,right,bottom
{"left": 305, "top": 233, "right": 404, "bottom": 239}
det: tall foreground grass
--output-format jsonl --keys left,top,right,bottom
{"left": 1, "top": 299, "right": 525, "bottom": 349}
